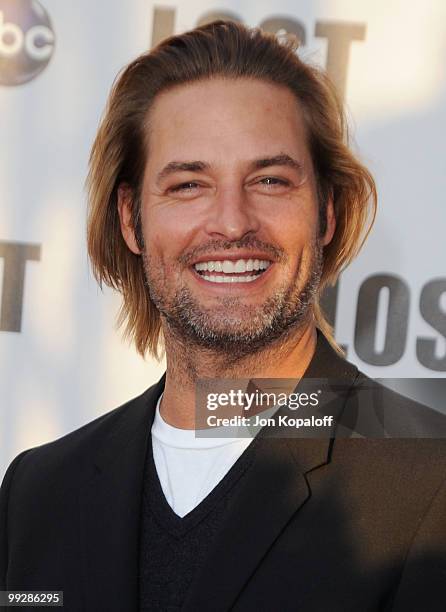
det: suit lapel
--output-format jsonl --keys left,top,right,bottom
{"left": 181, "top": 435, "right": 326, "bottom": 612}
{"left": 79, "top": 375, "right": 165, "bottom": 612}
{"left": 182, "top": 332, "right": 359, "bottom": 611}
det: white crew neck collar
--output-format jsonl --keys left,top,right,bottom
{"left": 151, "top": 392, "right": 252, "bottom": 449}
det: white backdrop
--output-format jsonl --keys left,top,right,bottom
{"left": 1, "top": 0, "right": 445, "bottom": 476}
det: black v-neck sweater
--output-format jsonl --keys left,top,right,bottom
{"left": 138, "top": 433, "right": 259, "bottom": 611}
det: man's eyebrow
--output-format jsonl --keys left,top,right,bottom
{"left": 155, "top": 154, "right": 303, "bottom": 185}
{"left": 251, "top": 154, "right": 303, "bottom": 172}
{"left": 156, "top": 161, "right": 210, "bottom": 185}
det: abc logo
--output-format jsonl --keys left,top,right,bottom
{"left": 0, "top": 0, "right": 55, "bottom": 86}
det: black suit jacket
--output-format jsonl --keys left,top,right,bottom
{"left": 1, "top": 333, "right": 446, "bottom": 611}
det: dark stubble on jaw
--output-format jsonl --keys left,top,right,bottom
{"left": 141, "top": 236, "right": 324, "bottom": 360}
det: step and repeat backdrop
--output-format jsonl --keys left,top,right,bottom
{"left": 1, "top": 0, "right": 445, "bottom": 474}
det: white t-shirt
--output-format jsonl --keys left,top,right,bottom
{"left": 151, "top": 392, "right": 257, "bottom": 518}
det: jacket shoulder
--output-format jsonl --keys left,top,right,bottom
{"left": 1, "top": 379, "right": 161, "bottom": 490}
{"left": 345, "top": 371, "right": 446, "bottom": 439}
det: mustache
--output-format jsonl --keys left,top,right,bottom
{"left": 178, "top": 236, "right": 287, "bottom": 266}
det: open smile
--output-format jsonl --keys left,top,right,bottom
{"left": 191, "top": 258, "right": 273, "bottom": 285}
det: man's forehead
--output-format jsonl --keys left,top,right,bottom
{"left": 147, "top": 77, "right": 306, "bottom": 132}
{"left": 144, "top": 77, "right": 311, "bottom": 177}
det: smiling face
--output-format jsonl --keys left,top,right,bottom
{"left": 118, "top": 77, "right": 335, "bottom": 356}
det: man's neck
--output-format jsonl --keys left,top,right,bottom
{"left": 159, "top": 322, "right": 318, "bottom": 429}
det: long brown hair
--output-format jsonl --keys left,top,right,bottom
{"left": 86, "top": 20, "right": 376, "bottom": 360}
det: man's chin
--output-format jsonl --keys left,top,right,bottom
{"left": 163, "top": 308, "right": 307, "bottom": 357}
{"left": 173, "top": 328, "right": 280, "bottom": 356}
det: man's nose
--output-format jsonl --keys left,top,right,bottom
{"left": 203, "top": 185, "right": 260, "bottom": 241}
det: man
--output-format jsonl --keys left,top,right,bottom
{"left": 1, "top": 20, "right": 446, "bottom": 612}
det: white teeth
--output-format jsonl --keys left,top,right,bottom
{"left": 222, "top": 260, "right": 234, "bottom": 273}
{"left": 201, "top": 274, "right": 259, "bottom": 283}
{"left": 194, "top": 258, "right": 271, "bottom": 274}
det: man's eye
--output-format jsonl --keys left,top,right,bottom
{"left": 258, "top": 177, "right": 290, "bottom": 188}
{"left": 168, "top": 182, "right": 200, "bottom": 193}
{"left": 167, "top": 177, "right": 289, "bottom": 195}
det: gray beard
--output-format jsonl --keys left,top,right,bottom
{"left": 142, "top": 239, "right": 323, "bottom": 360}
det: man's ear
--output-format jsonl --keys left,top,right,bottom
{"left": 117, "top": 184, "right": 141, "bottom": 255}
{"left": 322, "top": 196, "right": 336, "bottom": 246}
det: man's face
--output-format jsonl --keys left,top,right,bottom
{"left": 119, "top": 77, "right": 335, "bottom": 355}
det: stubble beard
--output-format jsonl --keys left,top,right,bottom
{"left": 141, "top": 238, "right": 324, "bottom": 361}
